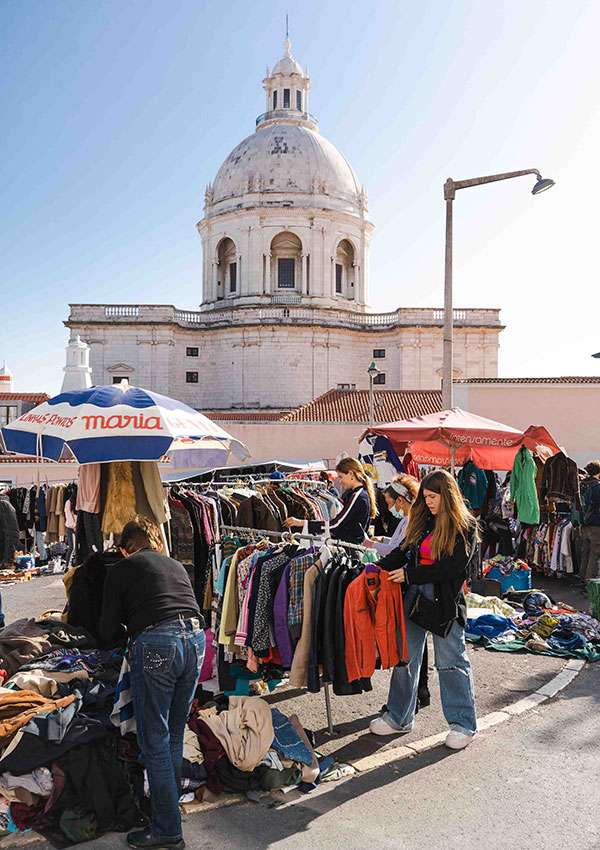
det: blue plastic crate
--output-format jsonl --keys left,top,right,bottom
{"left": 486, "top": 566, "right": 531, "bottom": 593}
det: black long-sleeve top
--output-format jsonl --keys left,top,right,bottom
{"left": 99, "top": 548, "right": 203, "bottom": 645}
{"left": 305, "top": 486, "right": 371, "bottom": 545}
{"left": 377, "top": 520, "right": 478, "bottom": 627}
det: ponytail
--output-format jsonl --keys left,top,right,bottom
{"left": 335, "top": 457, "right": 378, "bottom": 519}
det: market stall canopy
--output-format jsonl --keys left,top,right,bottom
{"left": 0, "top": 385, "right": 250, "bottom": 466}
{"left": 360, "top": 408, "right": 561, "bottom": 471}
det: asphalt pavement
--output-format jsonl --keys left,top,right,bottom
{"left": 0, "top": 569, "right": 595, "bottom": 849}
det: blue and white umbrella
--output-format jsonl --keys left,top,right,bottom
{"left": 0, "top": 385, "right": 250, "bottom": 466}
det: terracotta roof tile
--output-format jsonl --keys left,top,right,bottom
{"left": 280, "top": 389, "right": 442, "bottom": 423}
{"left": 204, "top": 411, "right": 289, "bottom": 422}
{"left": 0, "top": 393, "right": 50, "bottom": 403}
{"left": 455, "top": 377, "right": 600, "bottom": 385}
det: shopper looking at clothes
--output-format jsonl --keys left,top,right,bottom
{"left": 283, "top": 456, "right": 377, "bottom": 544}
{"left": 99, "top": 515, "right": 205, "bottom": 850}
{"left": 363, "top": 474, "right": 430, "bottom": 710}
{"left": 370, "top": 470, "right": 478, "bottom": 750}
{"left": 580, "top": 460, "right": 600, "bottom": 586}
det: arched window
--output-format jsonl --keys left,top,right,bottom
{"left": 216, "top": 238, "right": 237, "bottom": 299}
{"left": 270, "top": 232, "right": 303, "bottom": 291}
{"left": 335, "top": 239, "right": 356, "bottom": 299}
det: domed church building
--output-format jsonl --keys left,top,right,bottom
{"left": 66, "top": 36, "right": 502, "bottom": 410}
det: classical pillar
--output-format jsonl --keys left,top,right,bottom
{"left": 330, "top": 256, "right": 336, "bottom": 298}
{"left": 264, "top": 252, "right": 271, "bottom": 294}
{"left": 238, "top": 254, "right": 244, "bottom": 296}
{"left": 212, "top": 261, "right": 219, "bottom": 302}
{"left": 353, "top": 262, "right": 360, "bottom": 301}
{"left": 301, "top": 253, "right": 308, "bottom": 295}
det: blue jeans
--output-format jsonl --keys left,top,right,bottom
{"left": 130, "top": 617, "right": 205, "bottom": 840}
{"left": 384, "top": 584, "right": 477, "bottom": 735}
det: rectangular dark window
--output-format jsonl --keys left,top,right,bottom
{"left": 112, "top": 376, "right": 127, "bottom": 384}
{"left": 0, "top": 406, "right": 18, "bottom": 426}
{"left": 273, "top": 91, "right": 278, "bottom": 109}
{"left": 296, "top": 90, "right": 302, "bottom": 110}
{"left": 373, "top": 373, "right": 386, "bottom": 385}
{"left": 283, "top": 88, "right": 290, "bottom": 108}
{"left": 373, "top": 349, "right": 386, "bottom": 359}
{"left": 229, "top": 262, "right": 237, "bottom": 293}
{"left": 335, "top": 263, "right": 343, "bottom": 293}
{"left": 278, "top": 257, "right": 295, "bottom": 288}
{"left": 186, "top": 372, "right": 199, "bottom": 383}
{"left": 186, "top": 347, "right": 199, "bottom": 357}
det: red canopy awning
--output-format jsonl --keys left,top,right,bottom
{"left": 360, "top": 409, "right": 561, "bottom": 470}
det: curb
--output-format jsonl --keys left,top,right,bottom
{"left": 349, "top": 657, "right": 587, "bottom": 774}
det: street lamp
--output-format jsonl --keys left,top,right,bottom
{"left": 367, "top": 361, "right": 380, "bottom": 427}
{"left": 442, "top": 168, "right": 555, "bottom": 410}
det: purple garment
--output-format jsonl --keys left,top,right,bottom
{"left": 273, "top": 561, "right": 295, "bottom": 668}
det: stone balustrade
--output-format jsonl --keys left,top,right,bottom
{"left": 67, "top": 303, "right": 502, "bottom": 329}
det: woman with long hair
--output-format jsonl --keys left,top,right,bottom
{"left": 283, "top": 457, "right": 377, "bottom": 545}
{"left": 370, "top": 469, "right": 478, "bottom": 749}
{"left": 363, "top": 473, "right": 431, "bottom": 710}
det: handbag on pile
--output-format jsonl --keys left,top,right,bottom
{"left": 408, "top": 590, "right": 453, "bottom": 638}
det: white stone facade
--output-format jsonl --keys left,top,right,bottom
{"left": 65, "top": 37, "right": 502, "bottom": 409}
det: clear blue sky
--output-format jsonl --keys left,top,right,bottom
{"left": 2, "top": 0, "right": 599, "bottom": 394}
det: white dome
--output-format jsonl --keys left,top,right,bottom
{"left": 272, "top": 54, "right": 303, "bottom": 76}
{"left": 211, "top": 123, "right": 362, "bottom": 207}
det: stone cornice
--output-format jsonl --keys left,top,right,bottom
{"left": 197, "top": 204, "right": 374, "bottom": 234}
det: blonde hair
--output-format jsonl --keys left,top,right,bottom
{"left": 335, "top": 456, "right": 378, "bottom": 519}
{"left": 402, "top": 470, "right": 476, "bottom": 559}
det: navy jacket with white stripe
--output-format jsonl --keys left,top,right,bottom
{"left": 307, "top": 485, "right": 371, "bottom": 544}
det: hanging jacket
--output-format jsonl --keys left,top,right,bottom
{"left": 343, "top": 567, "right": 407, "bottom": 681}
{"left": 540, "top": 452, "right": 581, "bottom": 507}
{"left": 510, "top": 447, "right": 540, "bottom": 524}
{"left": 0, "top": 495, "right": 19, "bottom": 565}
{"left": 458, "top": 460, "right": 488, "bottom": 510}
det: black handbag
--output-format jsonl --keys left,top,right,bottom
{"left": 408, "top": 590, "right": 454, "bottom": 638}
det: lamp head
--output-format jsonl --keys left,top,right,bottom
{"left": 367, "top": 361, "right": 380, "bottom": 377}
{"left": 532, "top": 176, "right": 555, "bottom": 195}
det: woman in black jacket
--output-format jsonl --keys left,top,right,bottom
{"left": 283, "top": 457, "right": 376, "bottom": 545}
{"left": 370, "top": 469, "right": 478, "bottom": 750}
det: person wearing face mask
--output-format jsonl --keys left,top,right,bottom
{"left": 363, "top": 474, "right": 419, "bottom": 556}
{"left": 370, "top": 470, "right": 479, "bottom": 750}
{"left": 364, "top": 474, "right": 430, "bottom": 711}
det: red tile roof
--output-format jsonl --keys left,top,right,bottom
{"left": 0, "top": 456, "right": 77, "bottom": 463}
{"left": 0, "top": 393, "right": 50, "bottom": 403}
{"left": 205, "top": 411, "right": 289, "bottom": 422}
{"left": 280, "top": 389, "right": 442, "bottom": 423}
{"left": 455, "top": 377, "right": 600, "bottom": 385}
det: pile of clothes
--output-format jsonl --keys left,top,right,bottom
{"left": 465, "top": 591, "right": 600, "bottom": 660}
{"left": 0, "top": 616, "right": 338, "bottom": 844}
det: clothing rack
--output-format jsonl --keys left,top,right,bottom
{"left": 220, "top": 524, "right": 366, "bottom": 553}
{"left": 220, "top": 523, "right": 366, "bottom": 734}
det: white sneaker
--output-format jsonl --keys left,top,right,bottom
{"left": 445, "top": 729, "right": 474, "bottom": 750}
{"left": 369, "top": 716, "right": 412, "bottom": 736}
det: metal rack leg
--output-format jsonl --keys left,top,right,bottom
{"left": 324, "top": 682, "right": 334, "bottom": 734}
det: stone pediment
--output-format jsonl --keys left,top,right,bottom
{"left": 106, "top": 363, "right": 134, "bottom": 373}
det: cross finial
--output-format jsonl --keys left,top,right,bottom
{"left": 284, "top": 12, "right": 291, "bottom": 56}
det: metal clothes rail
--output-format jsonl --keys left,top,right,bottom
{"left": 220, "top": 523, "right": 366, "bottom": 734}
{"left": 220, "top": 524, "right": 366, "bottom": 553}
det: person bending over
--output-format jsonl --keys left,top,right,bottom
{"left": 99, "top": 515, "right": 206, "bottom": 850}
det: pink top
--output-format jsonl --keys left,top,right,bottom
{"left": 77, "top": 463, "right": 101, "bottom": 513}
{"left": 419, "top": 534, "right": 434, "bottom": 565}
{"left": 64, "top": 498, "right": 77, "bottom": 530}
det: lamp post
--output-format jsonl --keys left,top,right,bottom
{"left": 367, "top": 361, "right": 380, "bottom": 428}
{"left": 442, "top": 169, "right": 555, "bottom": 410}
